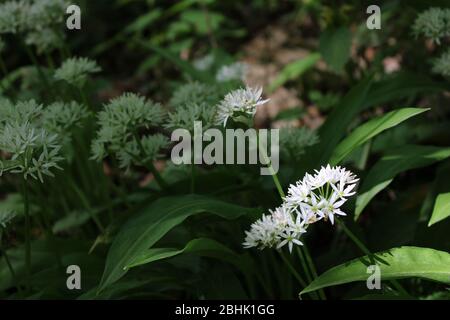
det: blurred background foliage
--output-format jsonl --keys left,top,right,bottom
{"left": 0, "top": 0, "right": 449, "bottom": 300}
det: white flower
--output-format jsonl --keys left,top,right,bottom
{"left": 287, "top": 213, "right": 307, "bottom": 236}
{"left": 331, "top": 179, "right": 356, "bottom": 200}
{"left": 216, "top": 62, "right": 248, "bottom": 82}
{"left": 193, "top": 54, "right": 214, "bottom": 71}
{"left": 300, "top": 193, "right": 326, "bottom": 221}
{"left": 285, "top": 180, "right": 310, "bottom": 206}
{"left": 243, "top": 165, "right": 359, "bottom": 253}
{"left": 216, "top": 87, "right": 269, "bottom": 126}
{"left": 321, "top": 192, "right": 347, "bottom": 225}
{"left": 277, "top": 230, "right": 303, "bottom": 253}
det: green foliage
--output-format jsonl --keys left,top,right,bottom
{"left": 91, "top": 92, "right": 166, "bottom": 168}
{"left": 319, "top": 27, "right": 352, "bottom": 72}
{"left": 54, "top": 57, "right": 101, "bottom": 87}
{"left": 0, "top": 121, "right": 63, "bottom": 182}
{"left": 428, "top": 193, "right": 450, "bottom": 226}
{"left": 412, "top": 7, "right": 450, "bottom": 45}
{"left": 329, "top": 108, "right": 429, "bottom": 165}
{"left": 269, "top": 53, "right": 321, "bottom": 92}
{"left": 301, "top": 247, "right": 450, "bottom": 295}
{"left": 355, "top": 145, "right": 450, "bottom": 220}
{"left": 432, "top": 48, "right": 450, "bottom": 77}
{"left": 0, "top": 0, "right": 449, "bottom": 302}
{"left": 279, "top": 127, "right": 319, "bottom": 161}
{"left": 99, "top": 195, "right": 259, "bottom": 291}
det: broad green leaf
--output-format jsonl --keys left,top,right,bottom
{"left": 273, "top": 107, "right": 305, "bottom": 121}
{"left": 268, "top": 53, "right": 321, "bottom": 92}
{"left": 363, "top": 72, "right": 447, "bottom": 111}
{"left": 301, "top": 246, "right": 450, "bottom": 295}
{"left": 319, "top": 27, "right": 352, "bottom": 72}
{"left": 126, "top": 238, "right": 252, "bottom": 274}
{"left": 428, "top": 193, "right": 450, "bottom": 226}
{"left": 52, "top": 211, "right": 91, "bottom": 233}
{"left": 330, "top": 108, "right": 429, "bottom": 165}
{"left": 135, "top": 40, "right": 213, "bottom": 82}
{"left": 308, "top": 77, "right": 372, "bottom": 168}
{"left": 0, "top": 239, "right": 97, "bottom": 292}
{"left": 124, "top": 9, "right": 162, "bottom": 33}
{"left": 180, "top": 10, "right": 225, "bottom": 34}
{"left": 308, "top": 72, "right": 443, "bottom": 170}
{"left": 355, "top": 145, "right": 450, "bottom": 219}
{"left": 99, "top": 195, "right": 258, "bottom": 291}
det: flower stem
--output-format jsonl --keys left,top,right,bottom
{"left": 278, "top": 250, "right": 307, "bottom": 288}
{"left": 295, "top": 247, "right": 319, "bottom": 300}
{"left": 259, "top": 144, "right": 285, "bottom": 198}
{"left": 21, "top": 40, "right": 53, "bottom": 97}
{"left": 132, "top": 131, "right": 168, "bottom": 190}
{"left": 336, "top": 219, "right": 372, "bottom": 257}
{"left": 69, "top": 180, "right": 105, "bottom": 233}
{"left": 301, "top": 246, "right": 326, "bottom": 300}
{"left": 336, "top": 219, "right": 409, "bottom": 296}
{"left": 257, "top": 133, "right": 324, "bottom": 299}
{"left": 21, "top": 179, "right": 31, "bottom": 293}
{"left": 0, "top": 232, "right": 21, "bottom": 294}
{"left": 190, "top": 161, "right": 195, "bottom": 193}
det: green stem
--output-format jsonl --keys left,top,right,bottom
{"left": 21, "top": 41, "right": 53, "bottom": 96}
{"left": 21, "top": 179, "right": 31, "bottom": 293}
{"left": 295, "top": 247, "right": 318, "bottom": 300}
{"left": 132, "top": 132, "right": 168, "bottom": 189}
{"left": 190, "top": 160, "right": 195, "bottom": 193}
{"left": 278, "top": 250, "right": 307, "bottom": 288}
{"left": 257, "top": 132, "right": 324, "bottom": 299}
{"left": 336, "top": 219, "right": 372, "bottom": 257}
{"left": 34, "top": 203, "right": 63, "bottom": 269}
{"left": 301, "top": 246, "right": 326, "bottom": 300}
{"left": 259, "top": 142, "right": 284, "bottom": 198}
{"left": 296, "top": 246, "right": 313, "bottom": 283}
{"left": 336, "top": 219, "right": 409, "bottom": 295}
{"left": 0, "top": 232, "right": 21, "bottom": 294}
{"left": 0, "top": 54, "right": 8, "bottom": 75}
{"left": 78, "top": 86, "right": 92, "bottom": 110}
{"left": 69, "top": 180, "right": 105, "bottom": 233}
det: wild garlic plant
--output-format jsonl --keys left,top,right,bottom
{"left": 244, "top": 165, "right": 358, "bottom": 253}
{"left": 412, "top": 7, "right": 450, "bottom": 45}
{"left": 91, "top": 92, "right": 168, "bottom": 187}
{"left": 432, "top": 48, "right": 450, "bottom": 77}
{"left": 215, "top": 86, "right": 270, "bottom": 126}
{"left": 0, "top": 0, "right": 69, "bottom": 54}
{"left": 54, "top": 57, "right": 101, "bottom": 88}
{"left": 413, "top": 7, "right": 450, "bottom": 77}
{"left": 0, "top": 99, "right": 67, "bottom": 182}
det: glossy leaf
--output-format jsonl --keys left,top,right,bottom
{"left": 319, "top": 27, "right": 352, "bottom": 72}
{"left": 126, "top": 237, "right": 252, "bottom": 274}
{"left": 428, "top": 193, "right": 450, "bottom": 227}
{"left": 330, "top": 108, "right": 429, "bottom": 165}
{"left": 99, "top": 195, "right": 258, "bottom": 291}
{"left": 268, "top": 53, "right": 321, "bottom": 92}
{"left": 355, "top": 145, "right": 450, "bottom": 219}
{"left": 301, "top": 246, "right": 450, "bottom": 295}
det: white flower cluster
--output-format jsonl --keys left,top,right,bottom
{"left": 432, "top": 48, "right": 450, "bottom": 77}
{"left": 412, "top": 7, "right": 450, "bottom": 45}
{"left": 54, "top": 57, "right": 101, "bottom": 88}
{"left": 216, "top": 62, "right": 248, "bottom": 82}
{"left": 243, "top": 165, "right": 358, "bottom": 253}
{"left": 216, "top": 86, "right": 269, "bottom": 126}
